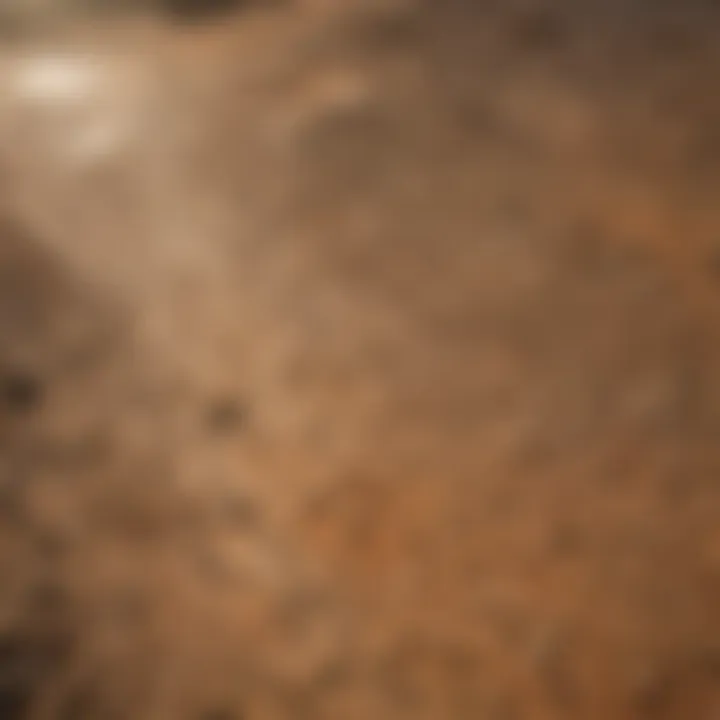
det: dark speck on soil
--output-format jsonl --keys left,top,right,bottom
{"left": 512, "top": 7, "right": 569, "bottom": 52}
{"left": 0, "top": 371, "right": 43, "bottom": 415}
{"left": 0, "top": 631, "right": 70, "bottom": 720}
{"left": 206, "top": 397, "right": 247, "bottom": 435}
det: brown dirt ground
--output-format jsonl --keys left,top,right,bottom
{"left": 1, "top": 1, "right": 720, "bottom": 718}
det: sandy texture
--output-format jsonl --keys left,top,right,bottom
{"left": 1, "top": 1, "right": 720, "bottom": 718}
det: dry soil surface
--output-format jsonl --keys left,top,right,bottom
{"left": 1, "top": 2, "right": 720, "bottom": 718}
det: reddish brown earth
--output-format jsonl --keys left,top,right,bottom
{"left": 1, "top": 2, "right": 720, "bottom": 718}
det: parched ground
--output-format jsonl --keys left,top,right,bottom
{"left": 1, "top": 1, "right": 720, "bottom": 718}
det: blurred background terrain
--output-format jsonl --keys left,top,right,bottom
{"left": 1, "top": 0, "right": 720, "bottom": 718}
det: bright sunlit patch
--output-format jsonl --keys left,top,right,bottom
{"left": 0, "top": 50, "right": 152, "bottom": 167}
{"left": 11, "top": 53, "right": 102, "bottom": 106}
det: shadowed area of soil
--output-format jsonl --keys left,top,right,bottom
{"left": 0, "top": 1, "right": 720, "bottom": 718}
